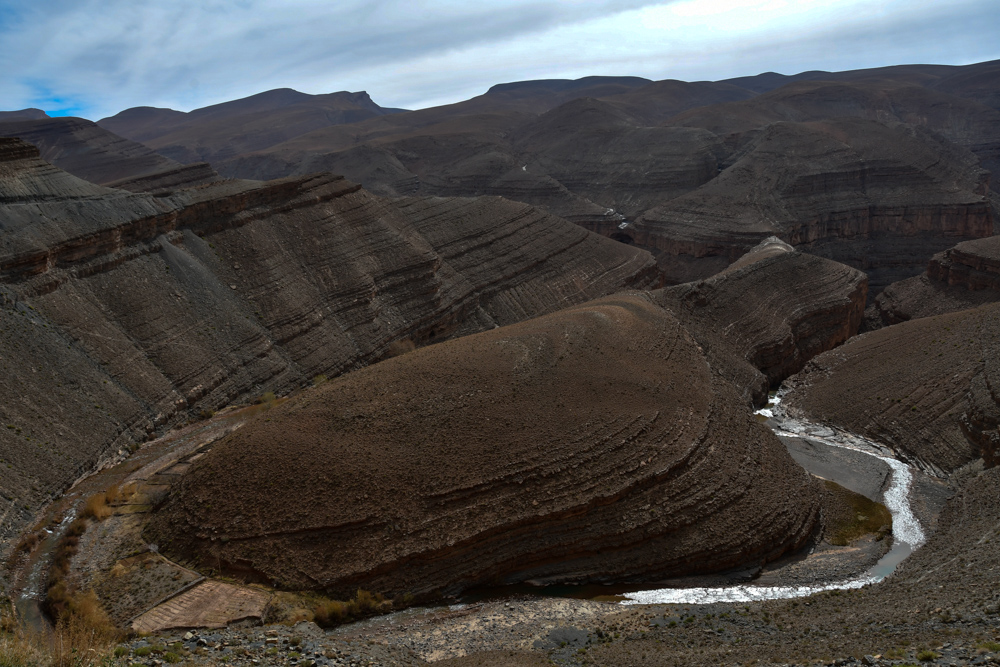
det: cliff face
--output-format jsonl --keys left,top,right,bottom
{"left": 147, "top": 293, "right": 820, "bottom": 598}
{"left": 655, "top": 237, "right": 867, "bottom": 405}
{"left": 0, "top": 138, "right": 659, "bottom": 544}
{"left": 634, "top": 118, "right": 993, "bottom": 290}
{"left": 783, "top": 302, "right": 1000, "bottom": 472}
{"left": 867, "top": 235, "right": 1000, "bottom": 328}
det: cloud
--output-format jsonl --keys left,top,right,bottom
{"left": 0, "top": 0, "right": 997, "bottom": 120}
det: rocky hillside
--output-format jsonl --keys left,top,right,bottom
{"left": 0, "top": 137, "right": 659, "bottom": 545}
{"left": 0, "top": 117, "right": 220, "bottom": 192}
{"left": 783, "top": 302, "right": 1000, "bottom": 472}
{"left": 868, "top": 235, "right": 1000, "bottom": 327}
{"left": 655, "top": 237, "right": 867, "bottom": 404}
{"left": 147, "top": 293, "right": 821, "bottom": 598}
{"left": 634, "top": 117, "right": 992, "bottom": 287}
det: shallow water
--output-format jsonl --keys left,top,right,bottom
{"left": 622, "top": 393, "right": 925, "bottom": 605}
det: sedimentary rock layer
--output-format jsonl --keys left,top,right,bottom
{"left": 0, "top": 138, "right": 659, "bottom": 544}
{"left": 148, "top": 294, "right": 821, "bottom": 598}
{"left": 655, "top": 237, "right": 867, "bottom": 404}
{"left": 868, "top": 235, "right": 1000, "bottom": 328}
{"left": 635, "top": 118, "right": 993, "bottom": 288}
{"left": 783, "top": 302, "right": 1000, "bottom": 472}
{"left": 0, "top": 117, "right": 219, "bottom": 190}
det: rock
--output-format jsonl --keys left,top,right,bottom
{"left": 183, "top": 631, "right": 194, "bottom": 640}
{"left": 633, "top": 117, "right": 993, "bottom": 289}
{"left": 655, "top": 237, "right": 867, "bottom": 404}
{"left": 0, "top": 116, "right": 221, "bottom": 190}
{"left": 147, "top": 293, "right": 821, "bottom": 598}
{"left": 868, "top": 235, "right": 1000, "bottom": 328}
{"left": 0, "top": 140, "right": 659, "bottom": 542}
{"left": 783, "top": 300, "right": 1000, "bottom": 471}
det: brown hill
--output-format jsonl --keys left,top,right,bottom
{"left": 0, "top": 116, "right": 219, "bottom": 191}
{"left": 98, "top": 89, "right": 404, "bottom": 165}
{"left": 633, "top": 117, "right": 993, "bottom": 289}
{"left": 783, "top": 301, "right": 1000, "bottom": 472}
{"left": 0, "top": 137, "right": 658, "bottom": 546}
{"left": 655, "top": 237, "right": 867, "bottom": 404}
{"left": 868, "top": 235, "right": 1000, "bottom": 328}
{"left": 670, "top": 78, "right": 1000, "bottom": 175}
{"left": 0, "top": 108, "right": 49, "bottom": 121}
{"left": 147, "top": 293, "right": 821, "bottom": 598}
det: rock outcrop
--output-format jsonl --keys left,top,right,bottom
{"left": 655, "top": 237, "right": 867, "bottom": 405}
{"left": 634, "top": 118, "right": 993, "bottom": 289}
{"left": 147, "top": 293, "right": 821, "bottom": 598}
{"left": 783, "top": 302, "right": 1000, "bottom": 472}
{"left": 867, "top": 235, "right": 1000, "bottom": 328}
{"left": 0, "top": 117, "right": 220, "bottom": 191}
{"left": 0, "top": 137, "right": 659, "bottom": 545}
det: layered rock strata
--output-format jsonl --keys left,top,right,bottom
{"left": 634, "top": 118, "right": 993, "bottom": 288}
{"left": 783, "top": 302, "right": 1000, "bottom": 472}
{"left": 655, "top": 237, "right": 867, "bottom": 405}
{"left": 868, "top": 235, "right": 1000, "bottom": 328}
{"left": 148, "top": 293, "right": 821, "bottom": 598}
{"left": 0, "top": 138, "right": 659, "bottom": 544}
{"left": 0, "top": 117, "right": 219, "bottom": 190}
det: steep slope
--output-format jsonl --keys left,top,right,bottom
{"left": 0, "top": 138, "right": 659, "bottom": 546}
{"left": 147, "top": 293, "right": 821, "bottom": 598}
{"left": 0, "top": 117, "right": 219, "bottom": 191}
{"left": 783, "top": 302, "right": 1000, "bottom": 472}
{"left": 868, "top": 235, "right": 1000, "bottom": 328}
{"left": 634, "top": 117, "right": 993, "bottom": 288}
{"left": 655, "top": 237, "right": 867, "bottom": 404}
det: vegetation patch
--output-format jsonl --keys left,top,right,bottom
{"left": 822, "top": 480, "right": 892, "bottom": 546}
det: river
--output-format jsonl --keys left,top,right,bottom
{"left": 622, "top": 392, "right": 927, "bottom": 605}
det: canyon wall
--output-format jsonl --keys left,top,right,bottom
{"left": 0, "top": 138, "right": 659, "bottom": 545}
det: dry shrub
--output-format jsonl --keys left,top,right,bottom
{"left": 119, "top": 482, "right": 137, "bottom": 502}
{"left": 313, "top": 600, "right": 348, "bottom": 628}
{"left": 103, "top": 485, "right": 120, "bottom": 505}
{"left": 14, "top": 531, "right": 40, "bottom": 554}
{"left": 50, "top": 590, "right": 120, "bottom": 667}
{"left": 80, "top": 494, "right": 111, "bottom": 521}
{"left": 0, "top": 632, "right": 46, "bottom": 667}
{"left": 312, "top": 589, "right": 389, "bottom": 629}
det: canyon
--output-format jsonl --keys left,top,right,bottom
{"left": 0, "top": 58, "right": 999, "bottom": 667}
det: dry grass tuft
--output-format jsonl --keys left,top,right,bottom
{"left": 80, "top": 493, "right": 111, "bottom": 521}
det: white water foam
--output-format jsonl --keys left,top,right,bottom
{"left": 622, "top": 401, "right": 924, "bottom": 606}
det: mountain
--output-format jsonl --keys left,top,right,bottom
{"left": 0, "top": 137, "right": 658, "bottom": 544}
{"left": 0, "top": 116, "right": 219, "bottom": 191}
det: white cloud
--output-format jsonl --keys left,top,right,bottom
{"left": 0, "top": 0, "right": 996, "bottom": 120}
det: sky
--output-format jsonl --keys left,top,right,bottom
{"left": 1, "top": 0, "right": 997, "bottom": 121}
